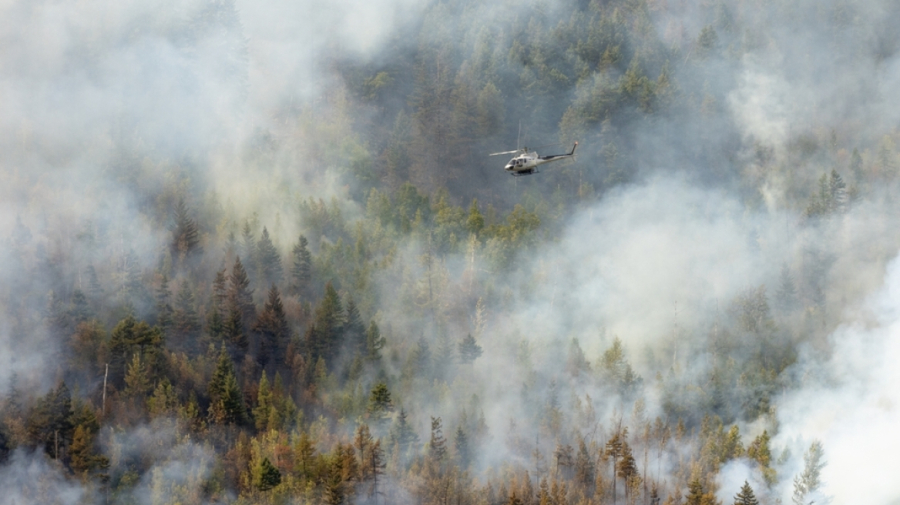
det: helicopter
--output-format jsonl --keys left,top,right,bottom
{"left": 490, "top": 142, "right": 578, "bottom": 176}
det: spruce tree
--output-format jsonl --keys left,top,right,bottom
{"left": 291, "top": 235, "right": 312, "bottom": 296}
{"left": 455, "top": 426, "right": 470, "bottom": 467}
{"left": 735, "top": 481, "right": 759, "bottom": 505}
{"left": 254, "top": 285, "right": 289, "bottom": 371}
{"left": 458, "top": 333, "right": 483, "bottom": 364}
{"left": 257, "top": 457, "right": 282, "bottom": 491}
{"left": 344, "top": 296, "right": 367, "bottom": 357}
{"left": 367, "top": 382, "right": 394, "bottom": 424}
{"left": 171, "top": 198, "right": 201, "bottom": 266}
{"left": 257, "top": 227, "right": 283, "bottom": 287}
{"left": 365, "top": 321, "right": 386, "bottom": 362}
{"left": 208, "top": 347, "right": 247, "bottom": 425}
{"left": 429, "top": 416, "right": 447, "bottom": 462}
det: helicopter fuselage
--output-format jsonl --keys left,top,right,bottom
{"left": 503, "top": 142, "right": 577, "bottom": 176}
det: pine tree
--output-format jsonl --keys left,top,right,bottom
{"left": 365, "top": 321, "right": 386, "bottom": 362}
{"left": 792, "top": 440, "right": 826, "bottom": 505}
{"left": 344, "top": 296, "right": 367, "bottom": 357}
{"left": 226, "top": 257, "right": 255, "bottom": 361}
{"left": 257, "top": 457, "right": 282, "bottom": 491}
{"left": 458, "top": 333, "right": 483, "bottom": 365}
{"left": 574, "top": 439, "right": 595, "bottom": 490}
{"left": 172, "top": 281, "right": 200, "bottom": 353}
{"left": 257, "top": 227, "right": 283, "bottom": 287}
{"left": 391, "top": 408, "right": 419, "bottom": 460}
{"left": 123, "top": 352, "right": 151, "bottom": 398}
{"left": 734, "top": 481, "right": 759, "bottom": 505}
{"left": 254, "top": 285, "right": 289, "bottom": 371}
{"left": 155, "top": 275, "right": 173, "bottom": 331}
{"left": 254, "top": 373, "right": 273, "bottom": 431}
{"left": 367, "top": 382, "right": 394, "bottom": 424}
{"left": 466, "top": 199, "right": 484, "bottom": 235}
{"left": 454, "top": 426, "right": 470, "bottom": 467}
{"left": 429, "top": 416, "right": 447, "bottom": 462}
{"left": 291, "top": 235, "right": 312, "bottom": 296}
{"left": 208, "top": 347, "right": 247, "bottom": 425}
{"left": 308, "top": 282, "right": 344, "bottom": 368}
{"left": 207, "top": 268, "right": 228, "bottom": 342}
{"left": 171, "top": 198, "right": 201, "bottom": 266}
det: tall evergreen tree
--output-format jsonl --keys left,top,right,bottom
{"left": 171, "top": 198, "right": 202, "bottom": 266}
{"left": 344, "top": 296, "right": 367, "bottom": 357}
{"left": 307, "top": 282, "right": 344, "bottom": 368}
{"left": 172, "top": 280, "right": 200, "bottom": 353}
{"left": 291, "top": 235, "right": 312, "bottom": 296}
{"left": 208, "top": 347, "right": 247, "bottom": 425}
{"left": 458, "top": 333, "right": 483, "bottom": 365}
{"left": 257, "top": 227, "right": 283, "bottom": 288}
{"left": 429, "top": 416, "right": 447, "bottom": 462}
{"left": 735, "top": 481, "right": 759, "bottom": 505}
{"left": 155, "top": 274, "right": 173, "bottom": 331}
{"left": 254, "top": 285, "right": 289, "bottom": 371}
{"left": 365, "top": 321, "right": 386, "bottom": 362}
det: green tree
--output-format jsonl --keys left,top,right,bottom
{"left": 307, "top": 282, "right": 344, "bottom": 368}
{"left": 254, "top": 285, "right": 289, "bottom": 371}
{"left": 458, "top": 333, "right": 483, "bottom": 365}
{"left": 291, "top": 235, "right": 313, "bottom": 297}
{"left": 429, "top": 416, "right": 447, "bottom": 462}
{"left": 747, "top": 430, "right": 776, "bottom": 485}
{"left": 454, "top": 425, "right": 470, "bottom": 467}
{"left": 171, "top": 198, "right": 201, "bottom": 266}
{"left": 253, "top": 373, "right": 274, "bottom": 431}
{"left": 365, "top": 321, "right": 386, "bottom": 362}
{"left": 257, "top": 227, "right": 283, "bottom": 287}
{"left": 391, "top": 408, "right": 419, "bottom": 461}
{"left": 734, "top": 481, "right": 759, "bottom": 505}
{"left": 154, "top": 275, "right": 173, "bottom": 331}
{"left": 344, "top": 296, "right": 367, "bottom": 358}
{"left": 574, "top": 439, "right": 595, "bottom": 490}
{"left": 172, "top": 280, "right": 200, "bottom": 352}
{"left": 256, "top": 457, "right": 282, "bottom": 491}
{"left": 208, "top": 347, "right": 247, "bottom": 425}
{"left": 69, "top": 424, "right": 109, "bottom": 476}
{"left": 466, "top": 199, "right": 485, "bottom": 235}
{"left": 367, "top": 382, "right": 394, "bottom": 425}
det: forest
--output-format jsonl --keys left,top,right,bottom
{"left": 1, "top": 0, "right": 900, "bottom": 503}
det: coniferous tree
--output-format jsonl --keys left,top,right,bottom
{"left": 344, "top": 296, "right": 367, "bottom": 357}
{"left": 254, "top": 285, "right": 289, "bottom": 371}
{"left": 365, "top": 321, "right": 386, "bottom": 362}
{"left": 207, "top": 268, "right": 228, "bottom": 343}
{"left": 391, "top": 408, "right": 419, "bottom": 461}
{"left": 458, "top": 333, "right": 483, "bottom": 365}
{"left": 367, "top": 382, "right": 394, "bottom": 425}
{"left": 454, "top": 425, "right": 470, "bottom": 467}
{"left": 257, "top": 457, "right": 282, "bottom": 491}
{"left": 155, "top": 275, "right": 173, "bottom": 331}
{"left": 254, "top": 373, "right": 273, "bottom": 431}
{"left": 226, "top": 257, "right": 255, "bottom": 361}
{"left": 307, "top": 282, "right": 344, "bottom": 368}
{"left": 172, "top": 280, "right": 200, "bottom": 353}
{"left": 792, "top": 440, "right": 826, "bottom": 505}
{"left": 429, "top": 416, "right": 447, "bottom": 463}
{"left": 208, "top": 347, "right": 247, "bottom": 425}
{"left": 257, "top": 227, "right": 283, "bottom": 287}
{"left": 735, "top": 481, "right": 759, "bottom": 505}
{"left": 171, "top": 198, "right": 202, "bottom": 266}
{"left": 291, "top": 235, "right": 312, "bottom": 296}
{"left": 574, "top": 439, "right": 595, "bottom": 491}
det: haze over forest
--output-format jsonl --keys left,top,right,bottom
{"left": 2, "top": 0, "right": 900, "bottom": 503}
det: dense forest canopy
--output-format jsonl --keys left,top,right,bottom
{"left": 1, "top": 0, "right": 900, "bottom": 503}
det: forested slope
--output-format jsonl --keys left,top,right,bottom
{"left": 1, "top": 0, "right": 900, "bottom": 504}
